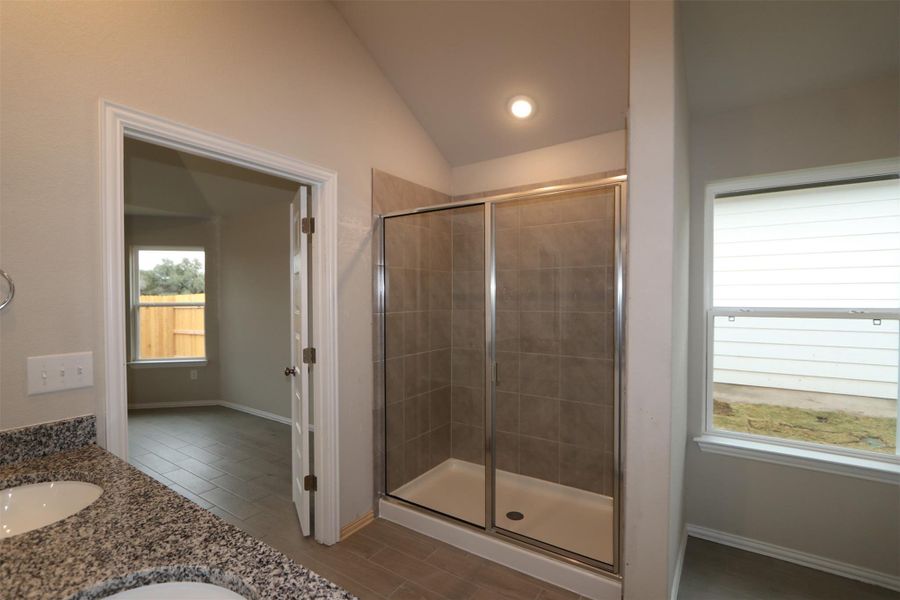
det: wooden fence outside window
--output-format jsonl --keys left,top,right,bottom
{"left": 138, "top": 293, "right": 205, "bottom": 359}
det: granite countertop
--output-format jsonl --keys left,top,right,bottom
{"left": 0, "top": 443, "right": 355, "bottom": 600}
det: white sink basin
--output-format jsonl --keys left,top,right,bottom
{"left": 0, "top": 480, "right": 103, "bottom": 539}
{"left": 104, "top": 582, "right": 247, "bottom": 599}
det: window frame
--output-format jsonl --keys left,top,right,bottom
{"left": 699, "top": 158, "right": 900, "bottom": 478}
{"left": 129, "top": 245, "right": 208, "bottom": 366}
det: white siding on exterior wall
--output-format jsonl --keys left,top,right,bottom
{"left": 713, "top": 316, "right": 899, "bottom": 399}
{"left": 712, "top": 178, "right": 900, "bottom": 399}
{"left": 714, "top": 178, "right": 900, "bottom": 309}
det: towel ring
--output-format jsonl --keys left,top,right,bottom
{"left": 0, "top": 269, "right": 14, "bottom": 312}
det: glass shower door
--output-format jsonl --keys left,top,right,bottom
{"left": 383, "top": 204, "right": 486, "bottom": 527}
{"left": 490, "top": 187, "right": 619, "bottom": 566}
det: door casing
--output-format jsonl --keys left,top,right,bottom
{"left": 99, "top": 100, "right": 341, "bottom": 544}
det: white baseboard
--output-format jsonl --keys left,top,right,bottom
{"left": 129, "top": 401, "right": 218, "bottom": 410}
{"left": 686, "top": 524, "right": 900, "bottom": 593}
{"left": 218, "top": 401, "right": 291, "bottom": 425}
{"left": 380, "top": 498, "right": 621, "bottom": 600}
{"left": 670, "top": 528, "right": 687, "bottom": 600}
{"left": 128, "top": 400, "right": 290, "bottom": 426}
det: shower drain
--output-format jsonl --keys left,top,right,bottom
{"left": 506, "top": 511, "right": 524, "bottom": 521}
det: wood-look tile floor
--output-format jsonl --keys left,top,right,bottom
{"left": 128, "top": 407, "right": 589, "bottom": 600}
{"left": 678, "top": 537, "right": 900, "bottom": 600}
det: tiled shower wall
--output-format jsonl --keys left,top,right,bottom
{"left": 448, "top": 207, "right": 486, "bottom": 464}
{"left": 373, "top": 170, "right": 450, "bottom": 495}
{"left": 491, "top": 189, "right": 617, "bottom": 495}
{"left": 383, "top": 211, "right": 455, "bottom": 490}
{"left": 375, "top": 170, "right": 619, "bottom": 499}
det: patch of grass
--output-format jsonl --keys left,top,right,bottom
{"left": 713, "top": 400, "right": 896, "bottom": 454}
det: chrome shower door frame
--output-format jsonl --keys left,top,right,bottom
{"left": 377, "top": 175, "right": 627, "bottom": 577}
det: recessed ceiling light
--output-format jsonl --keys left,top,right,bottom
{"left": 508, "top": 95, "right": 536, "bottom": 119}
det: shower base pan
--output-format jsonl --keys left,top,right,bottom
{"left": 382, "top": 459, "right": 620, "bottom": 600}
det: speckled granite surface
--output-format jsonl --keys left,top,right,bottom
{"left": 0, "top": 444, "right": 355, "bottom": 600}
{"left": 0, "top": 415, "right": 96, "bottom": 466}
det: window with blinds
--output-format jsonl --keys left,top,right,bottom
{"left": 708, "top": 174, "right": 900, "bottom": 457}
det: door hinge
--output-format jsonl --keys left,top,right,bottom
{"left": 303, "top": 474, "right": 318, "bottom": 492}
{"left": 301, "top": 217, "right": 315, "bottom": 235}
{"left": 302, "top": 347, "right": 316, "bottom": 364}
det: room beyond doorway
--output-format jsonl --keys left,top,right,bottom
{"left": 122, "top": 134, "right": 317, "bottom": 537}
{"left": 128, "top": 407, "right": 298, "bottom": 539}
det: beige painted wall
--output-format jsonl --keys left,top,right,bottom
{"left": 124, "top": 216, "right": 221, "bottom": 406}
{"left": 0, "top": 1, "right": 451, "bottom": 528}
{"left": 667, "top": 9, "right": 692, "bottom": 592}
{"left": 624, "top": 2, "right": 688, "bottom": 598}
{"left": 685, "top": 74, "right": 900, "bottom": 575}
{"left": 450, "top": 130, "right": 626, "bottom": 197}
{"left": 219, "top": 202, "right": 292, "bottom": 420}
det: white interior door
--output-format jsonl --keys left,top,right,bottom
{"left": 289, "top": 185, "right": 312, "bottom": 537}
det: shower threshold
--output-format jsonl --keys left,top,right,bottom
{"left": 391, "top": 458, "right": 613, "bottom": 564}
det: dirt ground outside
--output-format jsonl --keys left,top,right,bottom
{"left": 712, "top": 384, "right": 897, "bottom": 454}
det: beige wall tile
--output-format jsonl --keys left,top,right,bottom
{"left": 385, "top": 357, "right": 404, "bottom": 405}
{"left": 559, "top": 267, "right": 609, "bottom": 311}
{"left": 495, "top": 392, "right": 519, "bottom": 434}
{"left": 403, "top": 311, "right": 430, "bottom": 355}
{"left": 405, "top": 394, "right": 430, "bottom": 441}
{"left": 518, "top": 269, "right": 558, "bottom": 311}
{"left": 560, "top": 312, "right": 606, "bottom": 358}
{"left": 519, "top": 436, "right": 559, "bottom": 482}
{"left": 451, "top": 309, "right": 484, "bottom": 350}
{"left": 385, "top": 314, "right": 405, "bottom": 359}
{"left": 495, "top": 228, "right": 519, "bottom": 268}
{"left": 451, "top": 385, "right": 484, "bottom": 427}
{"left": 404, "top": 353, "right": 431, "bottom": 398}
{"left": 496, "top": 270, "right": 519, "bottom": 311}
{"left": 559, "top": 444, "right": 604, "bottom": 494}
{"left": 519, "top": 395, "right": 560, "bottom": 441}
{"left": 429, "top": 387, "right": 451, "bottom": 429}
{"left": 429, "top": 310, "right": 452, "bottom": 350}
{"left": 495, "top": 310, "right": 520, "bottom": 352}
{"left": 450, "top": 423, "right": 484, "bottom": 464}
{"left": 451, "top": 271, "right": 484, "bottom": 310}
{"left": 429, "top": 425, "right": 451, "bottom": 469}
{"left": 495, "top": 431, "right": 519, "bottom": 473}
{"left": 452, "top": 231, "right": 485, "bottom": 271}
{"left": 519, "top": 311, "right": 560, "bottom": 354}
{"left": 559, "top": 401, "right": 603, "bottom": 447}
{"left": 430, "top": 349, "right": 451, "bottom": 390}
{"left": 450, "top": 348, "right": 484, "bottom": 388}
{"left": 496, "top": 352, "right": 519, "bottom": 393}
{"left": 518, "top": 353, "right": 559, "bottom": 398}
{"left": 373, "top": 169, "right": 450, "bottom": 215}
{"left": 559, "top": 356, "right": 614, "bottom": 405}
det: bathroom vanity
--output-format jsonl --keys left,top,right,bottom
{"left": 0, "top": 416, "right": 353, "bottom": 600}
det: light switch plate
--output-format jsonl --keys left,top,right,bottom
{"left": 27, "top": 352, "right": 94, "bottom": 395}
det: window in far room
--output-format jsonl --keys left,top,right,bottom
{"left": 131, "top": 247, "right": 207, "bottom": 362}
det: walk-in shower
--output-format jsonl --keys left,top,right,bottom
{"left": 377, "top": 177, "right": 625, "bottom": 575}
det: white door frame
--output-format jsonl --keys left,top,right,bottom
{"left": 99, "top": 100, "right": 341, "bottom": 544}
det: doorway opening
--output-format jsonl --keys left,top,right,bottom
{"left": 100, "top": 101, "right": 340, "bottom": 545}
{"left": 123, "top": 137, "right": 315, "bottom": 543}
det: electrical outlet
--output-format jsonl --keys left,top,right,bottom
{"left": 190, "top": 369, "right": 198, "bottom": 381}
{"left": 27, "top": 352, "right": 94, "bottom": 395}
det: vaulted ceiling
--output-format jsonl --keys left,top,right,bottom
{"left": 335, "top": 1, "right": 628, "bottom": 167}
{"left": 124, "top": 138, "right": 297, "bottom": 218}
